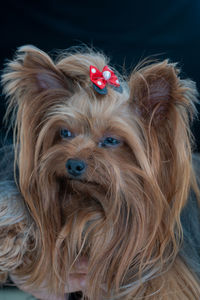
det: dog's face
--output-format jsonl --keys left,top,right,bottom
{"left": 40, "top": 89, "right": 129, "bottom": 183}
{"left": 2, "top": 46, "right": 197, "bottom": 299}
{"left": 38, "top": 89, "right": 138, "bottom": 208}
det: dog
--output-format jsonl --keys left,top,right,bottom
{"left": 0, "top": 45, "right": 200, "bottom": 299}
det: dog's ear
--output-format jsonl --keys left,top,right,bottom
{"left": 1, "top": 45, "right": 74, "bottom": 102}
{"left": 128, "top": 60, "right": 197, "bottom": 124}
{"left": 128, "top": 60, "right": 198, "bottom": 209}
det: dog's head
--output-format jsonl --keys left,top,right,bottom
{"left": 2, "top": 46, "right": 198, "bottom": 298}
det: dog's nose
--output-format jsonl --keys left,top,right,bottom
{"left": 66, "top": 159, "right": 87, "bottom": 177}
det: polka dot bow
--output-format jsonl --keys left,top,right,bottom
{"left": 90, "top": 65, "right": 122, "bottom": 95}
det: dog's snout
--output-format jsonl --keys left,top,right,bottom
{"left": 66, "top": 159, "right": 87, "bottom": 177}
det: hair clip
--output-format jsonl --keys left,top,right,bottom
{"left": 90, "top": 65, "right": 123, "bottom": 95}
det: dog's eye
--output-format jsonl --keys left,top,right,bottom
{"left": 60, "top": 128, "right": 74, "bottom": 139}
{"left": 100, "top": 137, "right": 121, "bottom": 147}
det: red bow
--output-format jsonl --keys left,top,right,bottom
{"left": 90, "top": 65, "right": 120, "bottom": 90}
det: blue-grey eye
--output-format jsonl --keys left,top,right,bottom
{"left": 100, "top": 137, "right": 121, "bottom": 147}
{"left": 60, "top": 128, "right": 74, "bottom": 139}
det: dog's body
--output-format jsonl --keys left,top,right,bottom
{"left": 0, "top": 46, "right": 200, "bottom": 299}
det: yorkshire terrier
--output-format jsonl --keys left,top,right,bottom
{"left": 0, "top": 45, "right": 200, "bottom": 300}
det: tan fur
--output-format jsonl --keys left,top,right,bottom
{"left": 0, "top": 45, "right": 200, "bottom": 299}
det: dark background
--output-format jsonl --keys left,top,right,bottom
{"left": 0, "top": 0, "right": 200, "bottom": 151}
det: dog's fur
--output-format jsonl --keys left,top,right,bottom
{"left": 0, "top": 46, "right": 200, "bottom": 299}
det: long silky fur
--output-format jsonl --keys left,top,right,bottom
{"left": 0, "top": 45, "right": 200, "bottom": 299}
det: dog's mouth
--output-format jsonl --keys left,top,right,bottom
{"left": 68, "top": 177, "right": 99, "bottom": 187}
{"left": 58, "top": 175, "right": 106, "bottom": 199}
{"left": 66, "top": 177, "right": 108, "bottom": 199}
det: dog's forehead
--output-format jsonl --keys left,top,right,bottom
{"left": 66, "top": 89, "right": 129, "bottom": 117}
{"left": 47, "top": 89, "right": 132, "bottom": 134}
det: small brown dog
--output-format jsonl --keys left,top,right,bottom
{"left": 0, "top": 46, "right": 200, "bottom": 299}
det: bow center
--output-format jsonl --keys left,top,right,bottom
{"left": 103, "top": 70, "right": 111, "bottom": 81}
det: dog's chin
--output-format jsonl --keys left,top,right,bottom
{"left": 64, "top": 177, "right": 106, "bottom": 212}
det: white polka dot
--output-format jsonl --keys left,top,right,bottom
{"left": 103, "top": 71, "right": 111, "bottom": 80}
{"left": 91, "top": 68, "right": 96, "bottom": 73}
{"left": 116, "top": 79, "right": 119, "bottom": 84}
{"left": 97, "top": 81, "right": 102, "bottom": 86}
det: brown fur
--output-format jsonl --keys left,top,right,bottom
{"left": 0, "top": 45, "right": 200, "bottom": 299}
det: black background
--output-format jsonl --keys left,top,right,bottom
{"left": 0, "top": 0, "right": 200, "bottom": 150}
